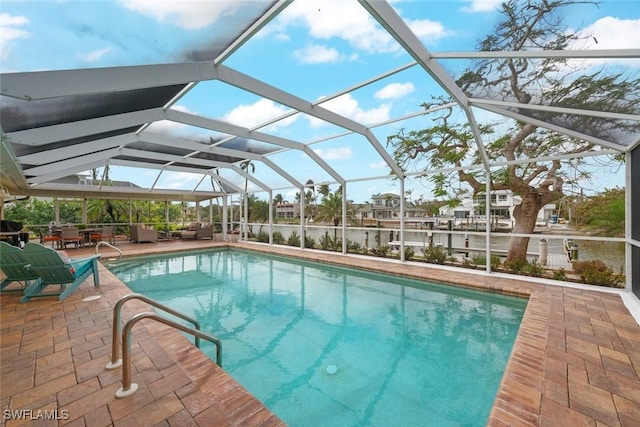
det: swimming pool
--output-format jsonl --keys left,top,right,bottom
{"left": 105, "top": 249, "right": 526, "bottom": 426}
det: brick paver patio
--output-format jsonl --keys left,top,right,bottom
{"left": 2, "top": 238, "right": 639, "bottom": 426}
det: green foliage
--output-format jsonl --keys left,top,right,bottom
{"left": 504, "top": 258, "right": 527, "bottom": 274}
{"left": 315, "top": 188, "right": 344, "bottom": 227}
{"left": 287, "top": 231, "right": 300, "bottom": 247}
{"left": 491, "top": 255, "right": 502, "bottom": 270}
{"left": 256, "top": 232, "right": 270, "bottom": 243}
{"left": 573, "top": 187, "right": 625, "bottom": 236}
{"left": 471, "top": 254, "right": 502, "bottom": 270}
{"left": 404, "top": 246, "right": 415, "bottom": 260}
{"left": 572, "top": 260, "right": 624, "bottom": 288}
{"left": 422, "top": 245, "right": 446, "bottom": 264}
{"left": 272, "top": 231, "right": 285, "bottom": 244}
{"left": 346, "top": 239, "right": 362, "bottom": 254}
{"left": 304, "top": 235, "right": 315, "bottom": 249}
{"left": 372, "top": 245, "right": 389, "bottom": 257}
{"left": 385, "top": 0, "right": 636, "bottom": 263}
{"left": 4, "top": 198, "right": 56, "bottom": 226}
{"left": 522, "top": 259, "right": 544, "bottom": 277}
{"left": 553, "top": 268, "right": 567, "bottom": 281}
{"left": 319, "top": 233, "right": 332, "bottom": 250}
{"left": 248, "top": 196, "right": 270, "bottom": 223}
{"left": 318, "top": 232, "right": 341, "bottom": 251}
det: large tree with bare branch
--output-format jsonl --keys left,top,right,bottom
{"left": 387, "top": 0, "right": 639, "bottom": 263}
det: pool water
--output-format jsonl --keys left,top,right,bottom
{"left": 105, "top": 249, "right": 526, "bottom": 427}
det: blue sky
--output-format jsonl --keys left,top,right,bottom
{"left": 1, "top": 0, "right": 638, "bottom": 203}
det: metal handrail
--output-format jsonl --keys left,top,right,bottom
{"left": 95, "top": 241, "right": 122, "bottom": 258}
{"left": 106, "top": 293, "right": 203, "bottom": 370}
{"left": 115, "top": 311, "right": 222, "bottom": 398}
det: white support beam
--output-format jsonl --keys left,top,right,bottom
{"left": 230, "top": 164, "right": 271, "bottom": 193}
{"left": 478, "top": 103, "right": 627, "bottom": 152}
{"left": 215, "top": 64, "right": 405, "bottom": 177}
{"left": 432, "top": 49, "right": 640, "bottom": 59}
{"left": 17, "top": 134, "right": 137, "bottom": 165}
{"left": 209, "top": 173, "right": 244, "bottom": 195}
{"left": 1, "top": 62, "right": 219, "bottom": 100}
{"left": 359, "top": 0, "right": 469, "bottom": 107}
{"left": 166, "top": 109, "right": 302, "bottom": 150}
{"left": 262, "top": 158, "right": 302, "bottom": 189}
{"left": 470, "top": 98, "right": 640, "bottom": 122}
{"left": 215, "top": 0, "right": 292, "bottom": 65}
{"left": 25, "top": 148, "right": 121, "bottom": 179}
{"left": 7, "top": 108, "right": 164, "bottom": 146}
{"left": 27, "top": 158, "right": 108, "bottom": 184}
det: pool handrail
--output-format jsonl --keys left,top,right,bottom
{"left": 106, "top": 293, "right": 206, "bottom": 369}
{"left": 114, "top": 311, "right": 222, "bottom": 398}
{"left": 95, "top": 241, "right": 122, "bottom": 258}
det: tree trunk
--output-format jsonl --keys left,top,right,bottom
{"left": 505, "top": 193, "right": 542, "bottom": 263}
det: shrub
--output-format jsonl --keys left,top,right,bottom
{"left": 473, "top": 254, "right": 486, "bottom": 265}
{"left": 347, "top": 239, "right": 362, "bottom": 254}
{"left": 553, "top": 268, "right": 566, "bottom": 281}
{"left": 522, "top": 259, "right": 544, "bottom": 277}
{"left": 504, "top": 258, "right": 527, "bottom": 274}
{"left": 404, "top": 247, "right": 415, "bottom": 260}
{"left": 423, "top": 245, "right": 446, "bottom": 264}
{"left": 491, "top": 255, "right": 502, "bottom": 270}
{"left": 273, "top": 231, "right": 284, "bottom": 244}
{"left": 320, "top": 233, "right": 331, "bottom": 250}
{"left": 304, "top": 236, "right": 315, "bottom": 249}
{"left": 256, "top": 232, "right": 270, "bottom": 243}
{"left": 572, "top": 260, "right": 607, "bottom": 275}
{"left": 372, "top": 245, "right": 389, "bottom": 257}
{"left": 287, "top": 231, "right": 300, "bottom": 247}
{"left": 573, "top": 260, "right": 624, "bottom": 287}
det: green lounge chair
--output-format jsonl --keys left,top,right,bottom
{"left": 20, "top": 242, "right": 100, "bottom": 303}
{"left": 0, "top": 241, "right": 41, "bottom": 292}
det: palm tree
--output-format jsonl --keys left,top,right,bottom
{"left": 305, "top": 179, "right": 317, "bottom": 218}
{"left": 239, "top": 160, "right": 255, "bottom": 223}
{"left": 315, "top": 186, "right": 350, "bottom": 239}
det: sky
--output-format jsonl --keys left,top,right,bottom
{"left": 1, "top": 0, "right": 639, "bottom": 204}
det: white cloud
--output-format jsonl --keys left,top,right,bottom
{"left": 369, "top": 161, "right": 389, "bottom": 169}
{"left": 276, "top": 0, "right": 398, "bottom": 54}
{"left": 568, "top": 16, "right": 640, "bottom": 67}
{"left": 406, "top": 19, "right": 449, "bottom": 43}
{"left": 0, "top": 13, "right": 30, "bottom": 60}
{"left": 146, "top": 105, "right": 190, "bottom": 133}
{"left": 313, "top": 147, "right": 352, "bottom": 160}
{"left": 164, "top": 171, "right": 202, "bottom": 190}
{"left": 222, "top": 98, "right": 298, "bottom": 130}
{"left": 309, "top": 94, "right": 391, "bottom": 127}
{"left": 118, "top": 0, "right": 260, "bottom": 30}
{"left": 460, "top": 0, "right": 503, "bottom": 13}
{"left": 294, "top": 44, "right": 341, "bottom": 64}
{"left": 375, "top": 82, "right": 415, "bottom": 99}
{"left": 78, "top": 47, "right": 112, "bottom": 63}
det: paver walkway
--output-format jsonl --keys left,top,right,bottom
{"left": 1, "top": 238, "right": 639, "bottom": 426}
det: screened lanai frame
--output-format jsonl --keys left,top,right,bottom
{"left": 1, "top": 0, "right": 639, "bottom": 296}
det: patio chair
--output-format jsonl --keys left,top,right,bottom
{"left": 129, "top": 224, "right": 158, "bottom": 243}
{"left": 90, "top": 225, "right": 115, "bottom": 245}
{"left": 60, "top": 227, "right": 83, "bottom": 249}
{"left": 38, "top": 228, "right": 61, "bottom": 249}
{"left": 20, "top": 242, "right": 100, "bottom": 303}
{"left": 0, "top": 241, "right": 41, "bottom": 292}
{"left": 195, "top": 223, "right": 214, "bottom": 240}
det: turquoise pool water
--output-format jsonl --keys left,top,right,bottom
{"left": 105, "top": 249, "right": 526, "bottom": 427}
